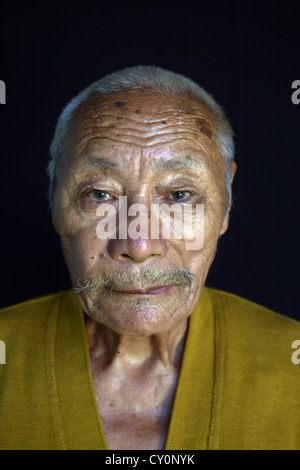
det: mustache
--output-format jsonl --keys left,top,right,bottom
{"left": 73, "top": 266, "right": 194, "bottom": 294}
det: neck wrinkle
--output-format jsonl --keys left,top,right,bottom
{"left": 84, "top": 314, "right": 188, "bottom": 372}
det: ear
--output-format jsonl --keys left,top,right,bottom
{"left": 220, "top": 160, "right": 237, "bottom": 236}
{"left": 51, "top": 211, "right": 60, "bottom": 235}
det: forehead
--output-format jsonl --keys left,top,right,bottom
{"left": 73, "top": 89, "right": 214, "bottom": 119}
{"left": 61, "top": 90, "right": 224, "bottom": 180}
{"left": 71, "top": 90, "right": 216, "bottom": 142}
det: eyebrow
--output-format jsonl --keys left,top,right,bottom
{"left": 85, "top": 156, "right": 118, "bottom": 172}
{"left": 153, "top": 156, "right": 207, "bottom": 176}
{"left": 83, "top": 155, "right": 207, "bottom": 177}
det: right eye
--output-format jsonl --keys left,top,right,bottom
{"left": 89, "top": 190, "right": 111, "bottom": 202}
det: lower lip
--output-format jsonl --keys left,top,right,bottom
{"left": 114, "top": 286, "right": 173, "bottom": 296}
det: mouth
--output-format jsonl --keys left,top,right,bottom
{"left": 111, "top": 285, "right": 174, "bottom": 296}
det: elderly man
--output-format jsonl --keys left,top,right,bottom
{"left": 0, "top": 66, "right": 300, "bottom": 450}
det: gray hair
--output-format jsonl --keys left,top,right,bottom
{"left": 47, "top": 65, "right": 235, "bottom": 212}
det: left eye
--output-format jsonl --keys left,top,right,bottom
{"left": 170, "top": 191, "right": 191, "bottom": 202}
{"left": 90, "top": 190, "right": 110, "bottom": 201}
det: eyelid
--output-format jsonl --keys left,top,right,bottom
{"left": 170, "top": 190, "right": 193, "bottom": 201}
{"left": 156, "top": 180, "right": 202, "bottom": 192}
{"left": 81, "top": 188, "right": 116, "bottom": 203}
{"left": 90, "top": 189, "right": 110, "bottom": 200}
{"left": 171, "top": 189, "right": 194, "bottom": 194}
{"left": 163, "top": 187, "right": 198, "bottom": 197}
{"left": 77, "top": 176, "right": 122, "bottom": 194}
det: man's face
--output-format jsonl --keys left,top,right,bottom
{"left": 52, "top": 91, "right": 234, "bottom": 336}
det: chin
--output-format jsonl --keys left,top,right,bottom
{"left": 88, "top": 295, "right": 189, "bottom": 336}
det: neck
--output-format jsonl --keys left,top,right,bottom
{"left": 84, "top": 315, "right": 188, "bottom": 372}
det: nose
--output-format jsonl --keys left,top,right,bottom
{"left": 107, "top": 237, "right": 167, "bottom": 263}
{"left": 107, "top": 198, "right": 167, "bottom": 262}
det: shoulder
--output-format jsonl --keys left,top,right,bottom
{"left": 0, "top": 290, "right": 70, "bottom": 315}
{"left": 0, "top": 290, "right": 71, "bottom": 335}
{"left": 205, "top": 287, "right": 300, "bottom": 367}
{"left": 206, "top": 286, "right": 300, "bottom": 333}
{"left": 203, "top": 288, "right": 300, "bottom": 449}
{"left": 0, "top": 290, "right": 74, "bottom": 373}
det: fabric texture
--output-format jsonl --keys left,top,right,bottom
{"left": 0, "top": 287, "right": 299, "bottom": 450}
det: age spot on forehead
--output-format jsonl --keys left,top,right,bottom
{"left": 196, "top": 118, "right": 213, "bottom": 139}
{"left": 185, "top": 108, "right": 195, "bottom": 114}
{"left": 114, "top": 101, "right": 125, "bottom": 108}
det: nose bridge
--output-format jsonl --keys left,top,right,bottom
{"left": 135, "top": 181, "right": 150, "bottom": 197}
{"left": 126, "top": 181, "right": 152, "bottom": 204}
{"left": 124, "top": 182, "right": 153, "bottom": 230}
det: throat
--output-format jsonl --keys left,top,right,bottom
{"left": 84, "top": 314, "right": 188, "bottom": 369}
{"left": 90, "top": 354, "right": 182, "bottom": 450}
{"left": 84, "top": 315, "right": 188, "bottom": 449}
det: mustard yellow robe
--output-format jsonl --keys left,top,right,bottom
{"left": 0, "top": 287, "right": 300, "bottom": 450}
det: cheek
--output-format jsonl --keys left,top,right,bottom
{"left": 60, "top": 226, "right": 105, "bottom": 279}
{"left": 180, "top": 200, "right": 224, "bottom": 252}
{"left": 173, "top": 203, "right": 224, "bottom": 278}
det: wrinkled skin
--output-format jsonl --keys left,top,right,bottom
{"left": 52, "top": 90, "right": 236, "bottom": 449}
{"left": 53, "top": 91, "right": 236, "bottom": 336}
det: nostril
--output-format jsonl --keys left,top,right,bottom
{"left": 107, "top": 238, "right": 167, "bottom": 263}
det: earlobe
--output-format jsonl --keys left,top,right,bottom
{"left": 230, "top": 160, "right": 237, "bottom": 183}
{"left": 52, "top": 212, "right": 60, "bottom": 234}
{"left": 220, "top": 212, "right": 229, "bottom": 236}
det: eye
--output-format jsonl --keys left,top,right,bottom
{"left": 170, "top": 190, "right": 191, "bottom": 202}
{"left": 90, "top": 189, "right": 111, "bottom": 202}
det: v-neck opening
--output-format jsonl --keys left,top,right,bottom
{"left": 164, "top": 287, "right": 217, "bottom": 450}
{"left": 46, "top": 290, "right": 108, "bottom": 449}
{"left": 48, "top": 288, "right": 219, "bottom": 450}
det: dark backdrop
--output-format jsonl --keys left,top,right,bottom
{"left": 0, "top": 0, "right": 299, "bottom": 320}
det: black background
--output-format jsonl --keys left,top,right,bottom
{"left": 0, "top": 0, "right": 299, "bottom": 320}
